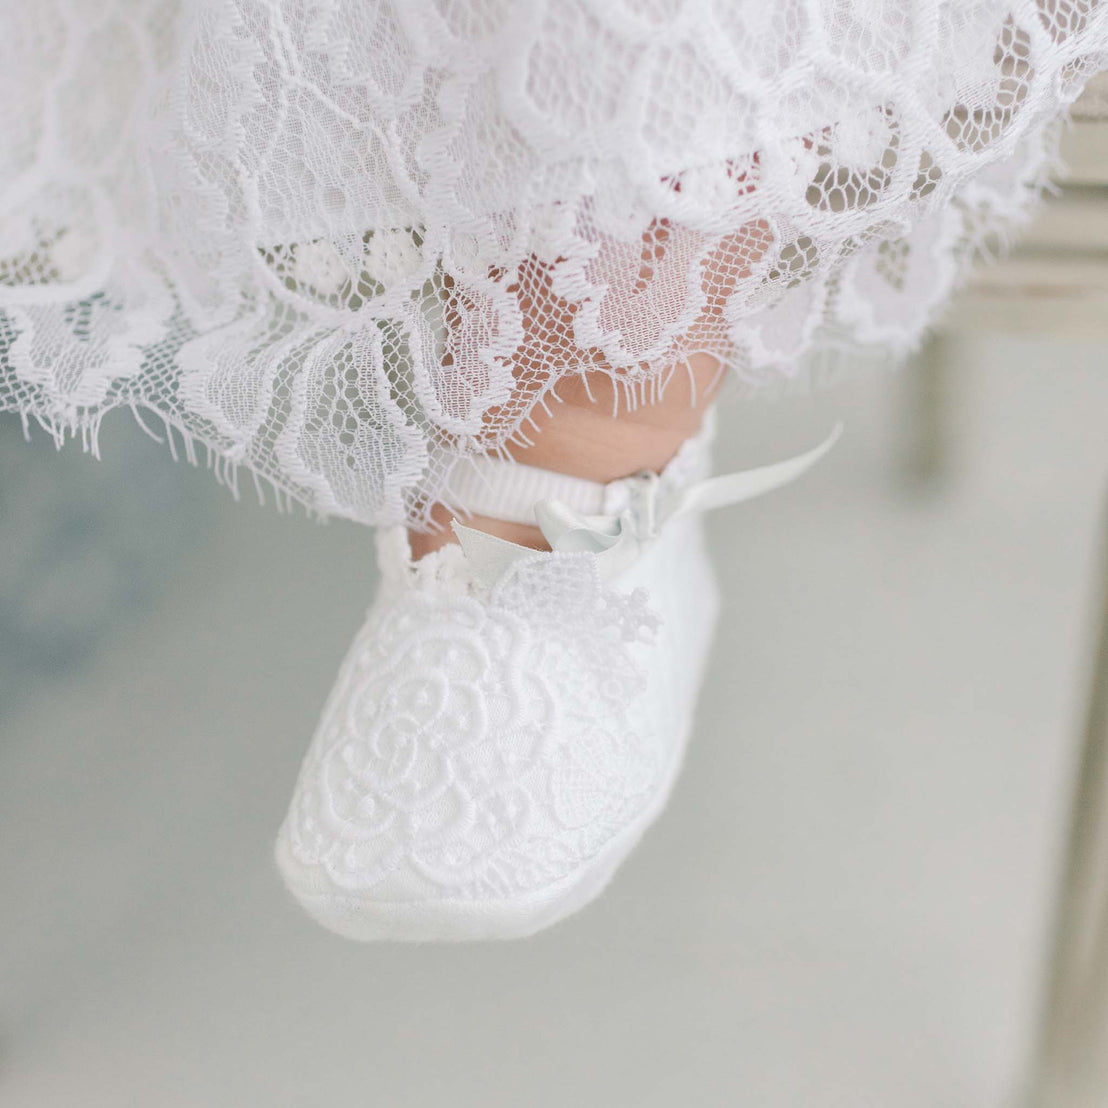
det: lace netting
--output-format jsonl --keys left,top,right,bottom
{"left": 1, "top": 0, "right": 1106, "bottom": 527}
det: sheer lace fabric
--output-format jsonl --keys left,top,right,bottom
{"left": 1, "top": 0, "right": 1106, "bottom": 527}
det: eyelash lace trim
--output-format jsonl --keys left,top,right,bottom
{"left": 1, "top": 1, "right": 1106, "bottom": 526}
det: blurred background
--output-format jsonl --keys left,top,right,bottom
{"left": 2, "top": 92, "right": 1108, "bottom": 1108}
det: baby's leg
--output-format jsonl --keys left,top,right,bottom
{"left": 409, "top": 215, "right": 771, "bottom": 559}
{"left": 408, "top": 353, "right": 722, "bottom": 558}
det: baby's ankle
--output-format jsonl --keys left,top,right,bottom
{"left": 407, "top": 355, "right": 721, "bottom": 559}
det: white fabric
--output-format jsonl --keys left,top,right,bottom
{"left": 275, "top": 501, "right": 721, "bottom": 941}
{"left": 1, "top": 1, "right": 1106, "bottom": 528}
{"left": 448, "top": 454, "right": 623, "bottom": 526}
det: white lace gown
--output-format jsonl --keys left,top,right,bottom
{"left": 1, "top": 0, "right": 1106, "bottom": 528}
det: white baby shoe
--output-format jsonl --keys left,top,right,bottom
{"left": 274, "top": 418, "right": 837, "bottom": 942}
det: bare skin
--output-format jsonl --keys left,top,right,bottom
{"left": 407, "top": 351, "right": 723, "bottom": 559}
{"left": 408, "top": 209, "right": 772, "bottom": 560}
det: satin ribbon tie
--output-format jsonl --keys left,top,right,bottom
{"left": 454, "top": 424, "right": 842, "bottom": 587}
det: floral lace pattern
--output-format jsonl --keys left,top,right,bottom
{"left": 282, "top": 544, "right": 668, "bottom": 901}
{"left": 1, "top": 1, "right": 1107, "bottom": 526}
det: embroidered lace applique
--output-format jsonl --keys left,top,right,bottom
{"left": 284, "top": 551, "right": 665, "bottom": 900}
{"left": 2, "top": 2, "right": 1106, "bottom": 525}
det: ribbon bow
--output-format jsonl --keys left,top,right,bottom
{"left": 453, "top": 424, "right": 842, "bottom": 587}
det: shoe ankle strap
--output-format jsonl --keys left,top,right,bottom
{"left": 452, "top": 422, "right": 842, "bottom": 586}
{"left": 446, "top": 409, "right": 716, "bottom": 527}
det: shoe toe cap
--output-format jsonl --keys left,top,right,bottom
{"left": 273, "top": 812, "right": 647, "bottom": 942}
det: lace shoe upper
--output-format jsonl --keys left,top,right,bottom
{"left": 280, "top": 534, "right": 670, "bottom": 905}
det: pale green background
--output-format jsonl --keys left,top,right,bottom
{"left": 2, "top": 332, "right": 1106, "bottom": 1106}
